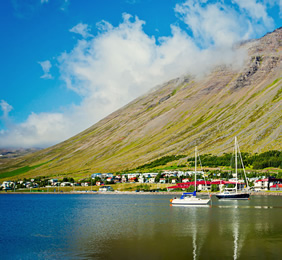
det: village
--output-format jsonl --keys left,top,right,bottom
{"left": 1, "top": 170, "right": 282, "bottom": 192}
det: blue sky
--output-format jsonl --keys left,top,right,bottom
{"left": 0, "top": 0, "right": 281, "bottom": 148}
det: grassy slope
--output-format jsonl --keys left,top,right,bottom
{"left": 0, "top": 29, "right": 281, "bottom": 181}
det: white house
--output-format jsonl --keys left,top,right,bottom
{"left": 61, "top": 182, "right": 71, "bottom": 187}
{"left": 254, "top": 179, "right": 269, "bottom": 191}
{"left": 159, "top": 178, "right": 166, "bottom": 184}
{"left": 99, "top": 186, "right": 114, "bottom": 192}
{"left": 148, "top": 178, "right": 155, "bottom": 184}
{"left": 49, "top": 179, "right": 58, "bottom": 186}
{"left": 106, "top": 177, "right": 113, "bottom": 182}
{"left": 121, "top": 175, "right": 127, "bottom": 183}
{"left": 138, "top": 176, "right": 145, "bottom": 183}
{"left": 1, "top": 181, "right": 13, "bottom": 189}
{"left": 91, "top": 173, "right": 102, "bottom": 179}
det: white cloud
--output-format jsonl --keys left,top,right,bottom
{"left": 38, "top": 60, "right": 53, "bottom": 79}
{"left": 69, "top": 23, "right": 93, "bottom": 38}
{"left": 40, "top": 0, "right": 49, "bottom": 4}
{"left": 175, "top": 0, "right": 275, "bottom": 48}
{"left": 0, "top": 0, "right": 280, "bottom": 148}
{"left": 263, "top": 0, "right": 282, "bottom": 17}
{"left": 0, "top": 100, "right": 13, "bottom": 119}
{"left": 0, "top": 112, "right": 74, "bottom": 148}
{"left": 234, "top": 0, "right": 274, "bottom": 29}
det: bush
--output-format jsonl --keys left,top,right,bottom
{"left": 211, "top": 184, "right": 219, "bottom": 192}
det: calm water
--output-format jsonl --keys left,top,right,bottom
{"left": 0, "top": 194, "right": 281, "bottom": 259}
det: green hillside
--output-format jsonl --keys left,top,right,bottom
{"left": 0, "top": 28, "right": 281, "bottom": 181}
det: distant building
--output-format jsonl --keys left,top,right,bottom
{"left": 121, "top": 176, "right": 127, "bottom": 183}
{"left": 99, "top": 186, "right": 114, "bottom": 192}
{"left": 106, "top": 177, "right": 113, "bottom": 183}
{"left": 128, "top": 173, "right": 138, "bottom": 179}
{"left": 129, "top": 177, "right": 137, "bottom": 183}
{"left": 1, "top": 181, "right": 13, "bottom": 190}
{"left": 91, "top": 173, "right": 102, "bottom": 179}
{"left": 61, "top": 182, "right": 71, "bottom": 187}
{"left": 254, "top": 179, "right": 269, "bottom": 191}
{"left": 270, "top": 184, "right": 282, "bottom": 191}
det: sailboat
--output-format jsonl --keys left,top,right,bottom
{"left": 171, "top": 147, "right": 211, "bottom": 205}
{"left": 216, "top": 137, "right": 250, "bottom": 200}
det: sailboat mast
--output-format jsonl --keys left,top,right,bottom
{"left": 195, "top": 147, "right": 197, "bottom": 192}
{"left": 235, "top": 137, "right": 238, "bottom": 193}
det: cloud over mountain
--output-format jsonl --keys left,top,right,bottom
{"left": 0, "top": 0, "right": 279, "bottom": 148}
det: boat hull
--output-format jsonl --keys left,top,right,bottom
{"left": 216, "top": 193, "right": 250, "bottom": 200}
{"left": 171, "top": 198, "right": 210, "bottom": 205}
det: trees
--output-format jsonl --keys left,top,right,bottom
{"left": 211, "top": 184, "right": 219, "bottom": 192}
{"left": 155, "top": 173, "right": 162, "bottom": 183}
{"left": 186, "top": 185, "right": 195, "bottom": 192}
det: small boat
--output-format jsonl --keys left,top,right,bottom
{"left": 170, "top": 191, "right": 210, "bottom": 205}
{"left": 170, "top": 147, "right": 211, "bottom": 205}
{"left": 215, "top": 188, "right": 250, "bottom": 200}
{"left": 216, "top": 137, "right": 250, "bottom": 200}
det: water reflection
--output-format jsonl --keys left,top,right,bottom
{"left": 0, "top": 194, "right": 282, "bottom": 259}
{"left": 232, "top": 202, "right": 239, "bottom": 260}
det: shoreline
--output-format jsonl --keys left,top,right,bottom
{"left": 1, "top": 191, "right": 282, "bottom": 196}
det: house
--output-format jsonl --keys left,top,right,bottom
{"left": 270, "top": 184, "right": 282, "bottom": 191}
{"left": 254, "top": 179, "right": 269, "bottom": 191}
{"left": 159, "top": 178, "right": 166, "bottom": 184}
{"left": 138, "top": 176, "right": 145, "bottom": 183}
{"left": 49, "top": 179, "right": 58, "bottom": 186}
{"left": 121, "top": 175, "right": 127, "bottom": 183}
{"left": 148, "top": 178, "right": 155, "bottom": 183}
{"left": 91, "top": 173, "right": 102, "bottom": 179}
{"left": 1, "top": 181, "right": 13, "bottom": 190}
{"left": 99, "top": 186, "right": 114, "bottom": 192}
{"left": 129, "top": 177, "right": 137, "bottom": 183}
{"left": 106, "top": 177, "right": 113, "bottom": 183}
{"left": 25, "top": 182, "right": 32, "bottom": 188}
{"left": 128, "top": 173, "right": 138, "bottom": 179}
{"left": 61, "top": 182, "right": 71, "bottom": 187}
{"left": 96, "top": 181, "right": 103, "bottom": 186}
{"left": 182, "top": 178, "right": 190, "bottom": 183}
{"left": 114, "top": 176, "right": 121, "bottom": 183}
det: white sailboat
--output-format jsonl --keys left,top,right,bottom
{"left": 171, "top": 147, "right": 211, "bottom": 205}
{"left": 216, "top": 137, "right": 250, "bottom": 200}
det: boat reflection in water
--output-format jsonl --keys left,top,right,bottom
{"left": 170, "top": 199, "right": 253, "bottom": 260}
{"left": 232, "top": 201, "right": 245, "bottom": 260}
{"left": 170, "top": 204, "right": 210, "bottom": 208}
{"left": 171, "top": 204, "right": 210, "bottom": 259}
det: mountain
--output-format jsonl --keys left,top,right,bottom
{"left": 0, "top": 28, "right": 281, "bottom": 180}
{"left": 0, "top": 148, "right": 41, "bottom": 159}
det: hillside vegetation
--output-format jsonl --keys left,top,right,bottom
{"left": 0, "top": 28, "right": 281, "bottom": 181}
